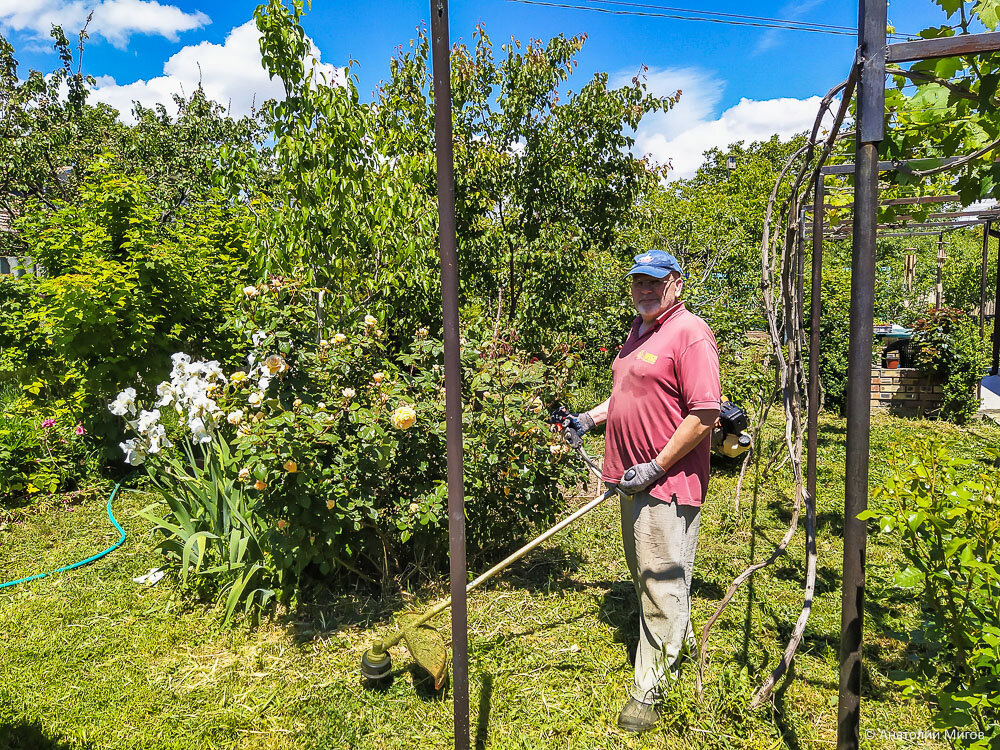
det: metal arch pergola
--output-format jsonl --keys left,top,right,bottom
{"left": 807, "top": 10, "right": 1000, "bottom": 747}
{"left": 426, "top": 1, "right": 1000, "bottom": 747}
{"left": 802, "top": 171, "right": 1000, "bottom": 371}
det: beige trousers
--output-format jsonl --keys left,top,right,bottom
{"left": 620, "top": 492, "right": 701, "bottom": 703}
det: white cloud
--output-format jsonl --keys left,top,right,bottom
{"left": 89, "top": 19, "right": 345, "bottom": 123}
{"left": 619, "top": 66, "right": 831, "bottom": 180}
{"left": 0, "top": 0, "right": 209, "bottom": 47}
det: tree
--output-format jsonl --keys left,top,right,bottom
{"left": 621, "top": 136, "right": 806, "bottom": 350}
{"left": 376, "top": 24, "right": 672, "bottom": 348}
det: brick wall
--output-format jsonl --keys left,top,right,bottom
{"left": 870, "top": 367, "right": 942, "bottom": 416}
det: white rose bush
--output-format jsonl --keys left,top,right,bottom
{"left": 111, "top": 277, "right": 580, "bottom": 619}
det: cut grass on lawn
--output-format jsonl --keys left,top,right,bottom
{"left": 1, "top": 413, "right": 997, "bottom": 749}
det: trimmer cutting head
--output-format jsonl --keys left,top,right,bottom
{"left": 361, "top": 648, "right": 393, "bottom": 686}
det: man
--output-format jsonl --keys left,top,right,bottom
{"left": 567, "top": 250, "right": 720, "bottom": 733}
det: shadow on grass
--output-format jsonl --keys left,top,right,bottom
{"left": 0, "top": 722, "right": 88, "bottom": 750}
{"left": 280, "top": 543, "right": 589, "bottom": 644}
{"left": 598, "top": 580, "right": 639, "bottom": 667}
{"left": 475, "top": 673, "right": 494, "bottom": 750}
{"left": 770, "top": 661, "right": 803, "bottom": 750}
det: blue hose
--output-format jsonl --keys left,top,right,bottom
{"left": 0, "top": 483, "right": 126, "bottom": 590}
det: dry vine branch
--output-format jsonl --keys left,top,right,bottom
{"left": 697, "top": 66, "right": 858, "bottom": 705}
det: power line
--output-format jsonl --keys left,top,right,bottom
{"left": 505, "top": 0, "right": 914, "bottom": 39}
{"left": 578, "top": 0, "right": 861, "bottom": 34}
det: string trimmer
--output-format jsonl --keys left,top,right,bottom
{"left": 359, "top": 401, "right": 752, "bottom": 690}
{"left": 360, "top": 420, "right": 623, "bottom": 690}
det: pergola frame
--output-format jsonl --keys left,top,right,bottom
{"left": 813, "top": 11, "right": 1000, "bottom": 746}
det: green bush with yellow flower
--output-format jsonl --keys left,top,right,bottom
{"left": 112, "top": 277, "right": 582, "bottom": 615}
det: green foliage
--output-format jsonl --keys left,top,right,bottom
{"left": 246, "top": 0, "right": 439, "bottom": 338}
{"left": 882, "top": 3, "right": 1000, "bottom": 206}
{"left": 0, "top": 386, "right": 97, "bottom": 503}
{"left": 0, "top": 27, "right": 265, "bottom": 256}
{"left": 376, "top": 23, "right": 670, "bottom": 348}
{"left": 865, "top": 439, "right": 1000, "bottom": 746}
{"left": 911, "top": 308, "right": 988, "bottom": 423}
{"left": 719, "top": 339, "right": 774, "bottom": 427}
{"left": 816, "top": 263, "right": 852, "bottom": 413}
{"left": 138, "top": 434, "right": 274, "bottom": 625}
{"left": 228, "top": 280, "right": 580, "bottom": 589}
{"left": 113, "top": 279, "right": 581, "bottom": 602}
{"left": 5, "top": 158, "right": 253, "bottom": 447}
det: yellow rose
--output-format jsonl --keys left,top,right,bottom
{"left": 342, "top": 387, "right": 356, "bottom": 399}
{"left": 372, "top": 371, "right": 385, "bottom": 383}
{"left": 416, "top": 327, "right": 429, "bottom": 338}
{"left": 284, "top": 460, "right": 298, "bottom": 473}
{"left": 254, "top": 480, "right": 267, "bottom": 490}
{"left": 230, "top": 371, "right": 247, "bottom": 383}
{"left": 391, "top": 405, "right": 417, "bottom": 430}
{"left": 364, "top": 314, "right": 377, "bottom": 328}
{"left": 238, "top": 467, "right": 251, "bottom": 482}
{"left": 326, "top": 499, "right": 336, "bottom": 510}
{"left": 263, "top": 354, "right": 288, "bottom": 376}
{"left": 333, "top": 333, "right": 347, "bottom": 345}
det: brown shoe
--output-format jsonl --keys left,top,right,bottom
{"left": 617, "top": 698, "right": 659, "bottom": 733}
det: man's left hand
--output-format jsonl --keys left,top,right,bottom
{"left": 618, "top": 461, "right": 666, "bottom": 495}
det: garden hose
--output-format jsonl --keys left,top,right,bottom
{"left": 0, "top": 483, "right": 126, "bottom": 590}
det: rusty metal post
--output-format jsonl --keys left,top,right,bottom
{"left": 935, "top": 233, "right": 945, "bottom": 308}
{"left": 994, "top": 226, "right": 1000, "bottom": 375}
{"left": 430, "top": 2, "right": 470, "bottom": 747}
{"left": 981, "top": 222, "right": 991, "bottom": 338}
{"left": 839, "top": 1, "right": 885, "bottom": 747}
{"left": 980, "top": 223, "right": 991, "bottom": 399}
{"left": 807, "top": 175, "right": 823, "bottom": 528}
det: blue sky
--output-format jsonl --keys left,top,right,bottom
{"left": 0, "top": 1, "right": 958, "bottom": 177}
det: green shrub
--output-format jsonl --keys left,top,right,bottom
{"left": 911, "top": 308, "right": 988, "bottom": 424}
{"left": 864, "top": 439, "right": 1000, "bottom": 747}
{"left": 0, "top": 386, "right": 99, "bottom": 504}
{"left": 110, "top": 279, "right": 581, "bottom": 607}
{"left": 6, "top": 157, "right": 253, "bottom": 452}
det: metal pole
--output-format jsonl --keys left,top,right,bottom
{"left": 807, "top": 175, "right": 823, "bottom": 525}
{"left": 994, "top": 227, "right": 1000, "bottom": 375}
{"left": 839, "top": 1, "right": 884, "bottom": 747}
{"left": 980, "top": 223, "right": 991, "bottom": 399}
{"left": 935, "top": 233, "right": 945, "bottom": 308}
{"left": 430, "top": 2, "right": 470, "bottom": 747}
{"left": 798, "top": 206, "right": 807, "bottom": 329}
{"left": 981, "top": 221, "right": 991, "bottom": 338}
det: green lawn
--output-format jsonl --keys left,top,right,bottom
{"left": 1, "top": 413, "right": 996, "bottom": 749}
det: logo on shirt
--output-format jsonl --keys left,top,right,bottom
{"left": 636, "top": 349, "right": 658, "bottom": 364}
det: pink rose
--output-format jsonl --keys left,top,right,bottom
{"left": 41, "top": 419, "right": 56, "bottom": 429}
{"left": 75, "top": 424, "right": 86, "bottom": 436}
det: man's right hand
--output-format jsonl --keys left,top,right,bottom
{"left": 548, "top": 406, "right": 595, "bottom": 435}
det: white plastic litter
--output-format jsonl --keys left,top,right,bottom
{"left": 132, "top": 567, "right": 165, "bottom": 585}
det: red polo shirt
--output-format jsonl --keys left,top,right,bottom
{"left": 602, "top": 302, "right": 721, "bottom": 506}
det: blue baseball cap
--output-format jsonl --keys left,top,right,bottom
{"left": 626, "top": 250, "right": 684, "bottom": 279}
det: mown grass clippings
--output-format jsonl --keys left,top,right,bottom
{"left": 2, "top": 412, "right": 996, "bottom": 748}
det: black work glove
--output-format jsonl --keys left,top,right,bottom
{"left": 548, "top": 406, "right": 595, "bottom": 435}
{"left": 618, "top": 461, "right": 666, "bottom": 495}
